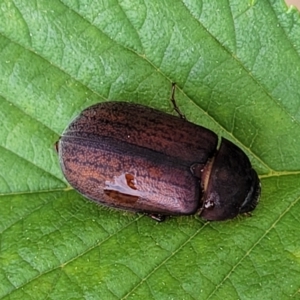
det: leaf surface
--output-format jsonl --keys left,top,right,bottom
{"left": 0, "top": 0, "right": 300, "bottom": 299}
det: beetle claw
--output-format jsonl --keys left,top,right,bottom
{"left": 147, "top": 214, "right": 166, "bottom": 222}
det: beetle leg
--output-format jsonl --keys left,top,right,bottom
{"left": 170, "top": 83, "right": 186, "bottom": 120}
{"left": 54, "top": 139, "right": 60, "bottom": 153}
{"left": 243, "top": 212, "right": 253, "bottom": 217}
{"left": 147, "top": 213, "right": 166, "bottom": 222}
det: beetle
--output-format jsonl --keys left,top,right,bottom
{"left": 57, "top": 84, "right": 260, "bottom": 221}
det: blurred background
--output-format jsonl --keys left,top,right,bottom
{"left": 286, "top": 0, "right": 300, "bottom": 9}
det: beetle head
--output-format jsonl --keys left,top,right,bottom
{"left": 200, "top": 138, "right": 260, "bottom": 221}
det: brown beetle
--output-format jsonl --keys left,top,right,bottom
{"left": 57, "top": 86, "right": 260, "bottom": 221}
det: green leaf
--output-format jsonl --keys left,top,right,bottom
{"left": 1, "top": 0, "right": 300, "bottom": 299}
